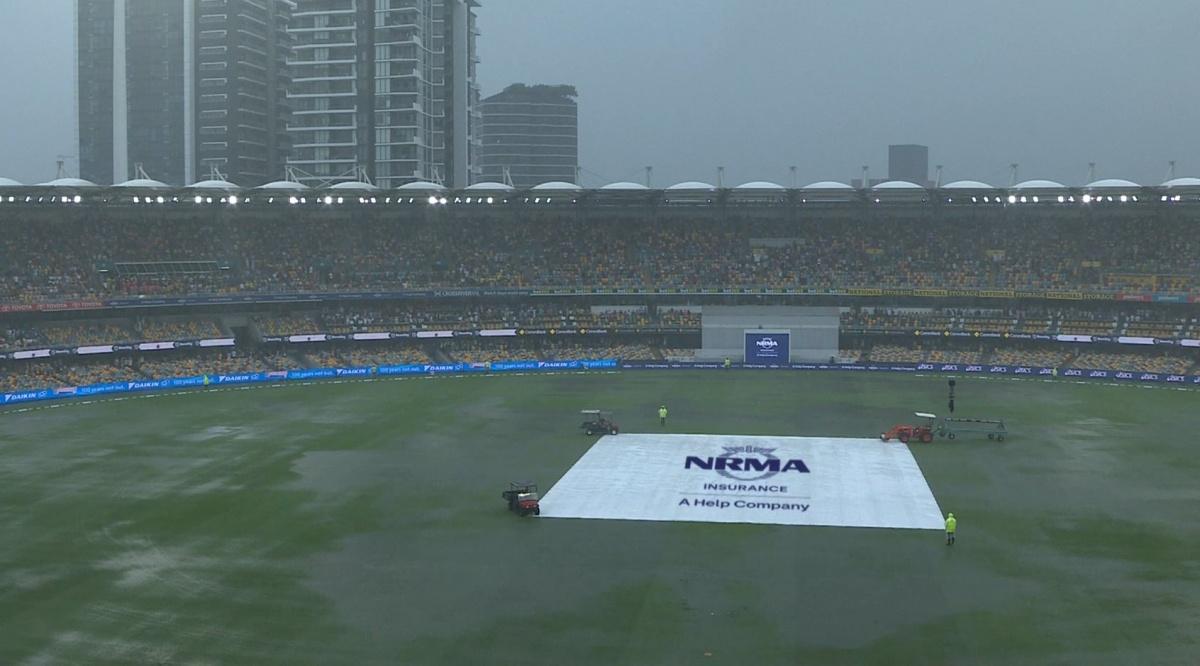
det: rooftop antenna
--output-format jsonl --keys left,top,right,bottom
{"left": 134, "top": 163, "right": 152, "bottom": 181}
{"left": 1087, "top": 162, "right": 1096, "bottom": 183}
{"left": 789, "top": 166, "right": 797, "bottom": 188}
{"left": 574, "top": 165, "right": 582, "bottom": 185}
{"left": 430, "top": 165, "right": 443, "bottom": 186}
{"left": 1009, "top": 163, "right": 1019, "bottom": 187}
{"left": 717, "top": 166, "right": 724, "bottom": 189}
{"left": 206, "top": 164, "right": 226, "bottom": 182}
{"left": 1167, "top": 160, "right": 1176, "bottom": 181}
{"left": 55, "top": 155, "right": 76, "bottom": 179}
{"left": 860, "top": 165, "right": 869, "bottom": 189}
{"left": 501, "top": 166, "right": 514, "bottom": 187}
{"left": 645, "top": 166, "right": 653, "bottom": 188}
{"left": 934, "top": 164, "right": 944, "bottom": 188}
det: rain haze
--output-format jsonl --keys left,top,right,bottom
{"left": 0, "top": 0, "right": 1197, "bottom": 185}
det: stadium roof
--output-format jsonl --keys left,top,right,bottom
{"left": 1085, "top": 178, "right": 1140, "bottom": 189}
{"left": 464, "top": 181, "right": 515, "bottom": 191}
{"left": 188, "top": 179, "right": 241, "bottom": 190}
{"left": 666, "top": 181, "right": 717, "bottom": 191}
{"left": 530, "top": 181, "right": 582, "bottom": 191}
{"left": 942, "top": 180, "right": 996, "bottom": 190}
{"left": 1163, "top": 177, "right": 1200, "bottom": 188}
{"left": 114, "top": 178, "right": 170, "bottom": 189}
{"left": 600, "top": 181, "right": 649, "bottom": 191}
{"left": 802, "top": 181, "right": 853, "bottom": 190}
{"left": 0, "top": 177, "right": 22, "bottom": 187}
{"left": 397, "top": 181, "right": 446, "bottom": 191}
{"left": 329, "top": 181, "right": 379, "bottom": 191}
{"left": 735, "top": 181, "right": 785, "bottom": 190}
{"left": 37, "top": 177, "right": 98, "bottom": 188}
{"left": 872, "top": 180, "right": 923, "bottom": 190}
{"left": 257, "top": 180, "right": 308, "bottom": 190}
{"left": 1013, "top": 179, "right": 1067, "bottom": 190}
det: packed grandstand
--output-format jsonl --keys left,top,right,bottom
{"left": 3, "top": 177, "right": 1200, "bottom": 398}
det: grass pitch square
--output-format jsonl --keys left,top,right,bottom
{"left": 540, "top": 433, "right": 944, "bottom": 529}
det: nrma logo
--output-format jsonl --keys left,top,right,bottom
{"left": 685, "top": 445, "right": 809, "bottom": 481}
{"left": 756, "top": 338, "right": 780, "bottom": 350}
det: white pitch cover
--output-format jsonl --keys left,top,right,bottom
{"left": 539, "top": 433, "right": 944, "bottom": 529}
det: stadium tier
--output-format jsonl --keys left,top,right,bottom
{"left": 1, "top": 203, "right": 1200, "bottom": 305}
{"left": 3, "top": 204, "right": 1200, "bottom": 397}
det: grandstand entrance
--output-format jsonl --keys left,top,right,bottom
{"left": 700, "top": 306, "right": 839, "bottom": 362}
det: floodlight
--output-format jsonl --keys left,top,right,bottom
{"left": 228, "top": 195, "right": 239, "bottom": 205}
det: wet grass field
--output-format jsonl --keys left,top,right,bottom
{"left": 1, "top": 371, "right": 1197, "bottom": 664}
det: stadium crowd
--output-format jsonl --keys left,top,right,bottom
{"left": 3, "top": 212, "right": 1200, "bottom": 303}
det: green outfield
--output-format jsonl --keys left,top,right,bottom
{"left": 1, "top": 372, "right": 1197, "bottom": 664}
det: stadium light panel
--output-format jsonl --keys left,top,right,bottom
{"left": 194, "top": 195, "right": 203, "bottom": 204}
{"left": 486, "top": 197, "right": 494, "bottom": 204}
{"left": 228, "top": 195, "right": 239, "bottom": 205}
{"left": 1058, "top": 195, "right": 1065, "bottom": 203}
{"left": 465, "top": 197, "right": 472, "bottom": 204}
{"left": 1032, "top": 196, "right": 1039, "bottom": 203}
{"left": 1019, "top": 196, "right": 1027, "bottom": 203}
{"left": 971, "top": 196, "right": 977, "bottom": 203}
{"left": 337, "top": 197, "right": 344, "bottom": 204}
{"left": 133, "top": 196, "right": 140, "bottom": 203}
{"left": 370, "top": 197, "right": 377, "bottom": 204}
{"left": 438, "top": 197, "right": 447, "bottom": 205}
{"left": 1081, "top": 194, "right": 1092, "bottom": 203}
{"left": 324, "top": 196, "right": 333, "bottom": 205}
{"left": 1007, "top": 195, "right": 1017, "bottom": 204}
{"left": 61, "top": 196, "right": 69, "bottom": 203}
{"left": 288, "top": 196, "right": 298, "bottom": 205}
{"left": 1119, "top": 195, "right": 1128, "bottom": 203}
{"left": 428, "top": 195, "right": 438, "bottom": 205}
{"left": 1131, "top": 195, "right": 1138, "bottom": 202}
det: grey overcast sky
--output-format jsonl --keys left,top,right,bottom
{"left": 1, "top": 0, "right": 1197, "bottom": 186}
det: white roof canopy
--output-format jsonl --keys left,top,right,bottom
{"left": 873, "top": 180, "right": 924, "bottom": 190}
{"left": 188, "top": 179, "right": 241, "bottom": 190}
{"left": 942, "top": 180, "right": 996, "bottom": 190}
{"left": 37, "top": 178, "right": 98, "bottom": 188}
{"left": 802, "top": 180, "right": 854, "bottom": 190}
{"left": 1013, "top": 179, "right": 1066, "bottom": 190}
{"left": 1085, "top": 178, "right": 1140, "bottom": 189}
{"left": 1163, "top": 177, "right": 1200, "bottom": 188}
{"left": 465, "top": 182, "right": 515, "bottom": 191}
{"left": 600, "top": 181, "right": 650, "bottom": 191}
{"left": 531, "top": 181, "right": 582, "bottom": 191}
{"left": 329, "top": 181, "right": 379, "bottom": 191}
{"left": 114, "top": 178, "right": 169, "bottom": 189}
{"left": 666, "top": 181, "right": 716, "bottom": 191}
{"left": 398, "top": 181, "right": 446, "bottom": 191}
{"left": 735, "top": 181, "right": 785, "bottom": 190}
{"left": 0, "top": 177, "right": 22, "bottom": 187}
{"left": 257, "top": 180, "right": 308, "bottom": 190}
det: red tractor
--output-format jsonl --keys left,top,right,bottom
{"left": 880, "top": 412, "right": 937, "bottom": 443}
